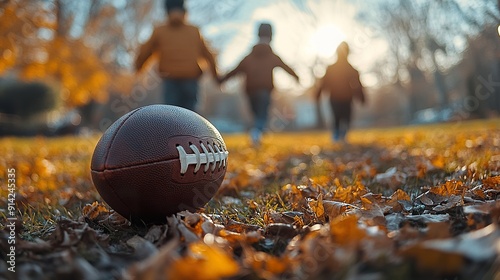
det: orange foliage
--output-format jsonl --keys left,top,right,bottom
{"left": 0, "top": 1, "right": 132, "bottom": 108}
{"left": 21, "top": 37, "right": 110, "bottom": 107}
{"left": 330, "top": 215, "right": 366, "bottom": 246}
{"left": 2, "top": 123, "right": 500, "bottom": 279}
{"left": 430, "top": 180, "right": 464, "bottom": 196}
{"left": 331, "top": 178, "right": 368, "bottom": 204}
{"left": 168, "top": 242, "right": 239, "bottom": 280}
{"left": 483, "top": 176, "right": 500, "bottom": 190}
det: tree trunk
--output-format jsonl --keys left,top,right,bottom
{"left": 433, "top": 70, "right": 448, "bottom": 109}
{"left": 55, "top": 0, "right": 67, "bottom": 37}
{"left": 408, "top": 65, "right": 426, "bottom": 122}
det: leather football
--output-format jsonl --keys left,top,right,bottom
{"left": 90, "top": 105, "right": 228, "bottom": 223}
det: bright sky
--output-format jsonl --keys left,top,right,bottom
{"left": 190, "top": 0, "right": 388, "bottom": 91}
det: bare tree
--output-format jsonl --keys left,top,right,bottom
{"left": 355, "top": 0, "right": 500, "bottom": 120}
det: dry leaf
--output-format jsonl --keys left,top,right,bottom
{"left": 264, "top": 223, "right": 297, "bottom": 239}
{"left": 373, "top": 167, "right": 407, "bottom": 190}
{"left": 483, "top": 176, "right": 500, "bottom": 190}
{"left": 330, "top": 215, "right": 366, "bottom": 246}
{"left": 308, "top": 194, "right": 325, "bottom": 222}
{"left": 323, "top": 200, "right": 358, "bottom": 220}
{"left": 225, "top": 219, "right": 261, "bottom": 233}
{"left": 168, "top": 242, "right": 239, "bottom": 280}
{"left": 402, "top": 224, "right": 500, "bottom": 274}
{"left": 82, "top": 201, "right": 109, "bottom": 220}
{"left": 430, "top": 180, "right": 464, "bottom": 196}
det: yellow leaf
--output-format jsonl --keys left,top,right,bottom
{"left": 330, "top": 215, "right": 366, "bottom": 246}
{"left": 310, "top": 175, "right": 330, "bottom": 186}
{"left": 402, "top": 245, "right": 463, "bottom": 275}
{"left": 430, "top": 180, "right": 463, "bottom": 196}
{"left": 389, "top": 189, "right": 411, "bottom": 202}
{"left": 360, "top": 196, "right": 372, "bottom": 206}
{"left": 483, "top": 176, "right": 500, "bottom": 190}
{"left": 308, "top": 194, "right": 325, "bottom": 221}
{"left": 432, "top": 154, "right": 446, "bottom": 169}
{"left": 82, "top": 201, "right": 109, "bottom": 220}
{"left": 323, "top": 200, "right": 355, "bottom": 220}
{"left": 168, "top": 242, "right": 239, "bottom": 280}
{"left": 248, "top": 251, "right": 289, "bottom": 277}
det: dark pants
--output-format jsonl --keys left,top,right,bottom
{"left": 163, "top": 78, "right": 199, "bottom": 111}
{"left": 330, "top": 99, "right": 352, "bottom": 140}
{"left": 247, "top": 90, "right": 272, "bottom": 132}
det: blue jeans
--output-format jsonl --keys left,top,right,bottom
{"left": 247, "top": 90, "right": 271, "bottom": 132}
{"left": 163, "top": 78, "right": 199, "bottom": 111}
{"left": 330, "top": 99, "right": 352, "bottom": 141}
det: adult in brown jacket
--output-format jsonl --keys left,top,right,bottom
{"left": 220, "top": 23, "right": 299, "bottom": 146}
{"left": 316, "top": 42, "right": 365, "bottom": 142}
{"left": 135, "top": 0, "right": 218, "bottom": 111}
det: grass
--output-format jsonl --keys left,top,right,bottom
{"left": 1, "top": 119, "right": 498, "bottom": 232}
{"left": 0, "top": 119, "right": 499, "bottom": 279}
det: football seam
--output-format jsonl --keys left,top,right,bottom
{"left": 100, "top": 107, "right": 144, "bottom": 220}
{"left": 93, "top": 158, "right": 226, "bottom": 179}
{"left": 93, "top": 170, "right": 132, "bottom": 220}
{"left": 95, "top": 136, "right": 226, "bottom": 172}
{"left": 102, "top": 106, "right": 144, "bottom": 170}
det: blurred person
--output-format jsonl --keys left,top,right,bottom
{"left": 220, "top": 22, "right": 300, "bottom": 146}
{"left": 135, "top": 0, "right": 219, "bottom": 111}
{"left": 315, "top": 42, "right": 365, "bottom": 142}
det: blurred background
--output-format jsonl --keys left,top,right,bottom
{"left": 0, "top": 0, "right": 499, "bottom": 136}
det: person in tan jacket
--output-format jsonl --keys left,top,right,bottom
{"left": 315, "top": 42, "right": 365, "bottom": 142}
{"left": 220, "top": 23, "right": 300, "bottom": 146}
{"left": 135, "top": 0, "right": 218, "bottom": 111}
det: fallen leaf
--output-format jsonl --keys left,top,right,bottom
{"left": 323, "top": 200, "right": 358, "bottom": 221}
{"left": 264, "top": 223, "right": 297, "bottom": 239}
{"left": 82, "top": 201, "right": 109, "bottom": 220}
{"left": 126, "top": 235, "right": 158, "bottom": 259}
{"left": 402, "top": 244, "right": 464, "bottom": 275}
{"left": 128, "top": 240, "right": 180, "bottom": 280}
{"left": 373, "top": 167, "right": 407, "bottom": 190}
{"left": 244, "top": 248, "right": 291, "bottom": 279}
{"left": 330, "top": 215, "right": 366, "bottom": 246}
{"left": 144, "top": 225, "right": 166, "bottom": 243}
{"left": 308, "top": 194, "right": 325, "bottom": 222}
{"left": 402, "top": 224, "right": 500, "bottom": 274}
{"left": 225, "top": 219, "right": 261, "bottom": 233}
{"left": 430, "top": 180, "right": 464, "bottom": 196}
{"left": 432, "top": 195, "right": 463, "bottom": 212}
{"left": 483, "top": 176, "right": 500, "bottom": 190}
{"left": 168, "top": 242, "right": 239, "bottom": 280}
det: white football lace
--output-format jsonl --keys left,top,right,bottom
{"left": 176, "top": 143, "right": 229, "bottom": 174}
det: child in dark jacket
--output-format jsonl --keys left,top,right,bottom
{"left": 316, "top": 42, "right": 365, "bottom": 142}
{"left": 220, "top": 23, "right": 299, "bottom": 146}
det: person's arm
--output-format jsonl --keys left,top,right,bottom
{"left": 276, "top": 56, "right": 300, "bottom": 82}
{"left": 135, "top": 29, "right": 158, "bottom": 72}
{"left": 200, "top": 35, "right": 219, "bottom": 80}
{"left": 219, "top": 59, "right": 245, "bottom": 84}
{"left": 351, "top": 70, "right": 366, "bottom": 104}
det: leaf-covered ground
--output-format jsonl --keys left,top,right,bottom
{"left": 1, "top": 119, "right": 500, "bottom": 280}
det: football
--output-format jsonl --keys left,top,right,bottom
{"left": 90, "top": 105, "right": 228, "bottom": 223}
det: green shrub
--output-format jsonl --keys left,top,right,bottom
{"left": 0, "top": 80, "right": 59, "bottom": 119}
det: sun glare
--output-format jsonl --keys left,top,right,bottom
{"left": 308, "top": 24, "right": 346, "bottom": 59}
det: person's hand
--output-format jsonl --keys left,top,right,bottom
{"left": 210, "top": 76, "right": 220, "bottom": 92}
{"left": 215, "top": 75, "right": 223, "bottom": 85}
